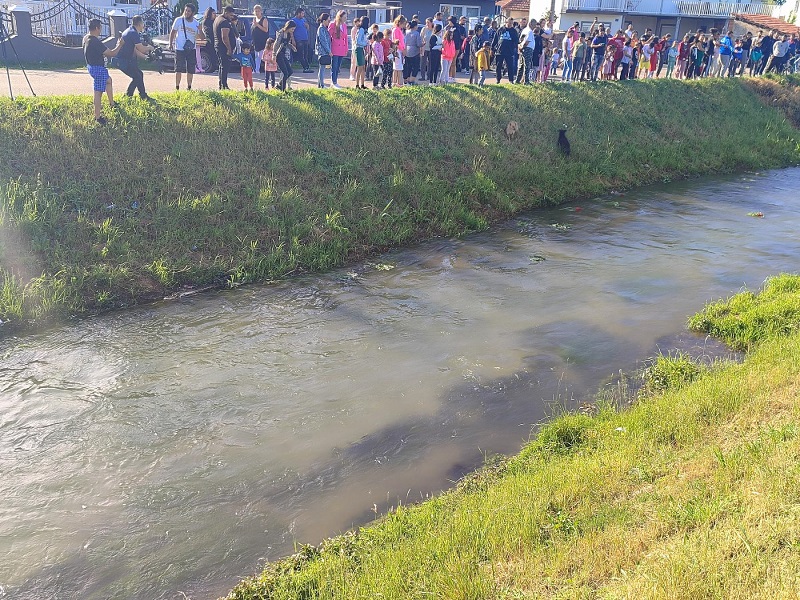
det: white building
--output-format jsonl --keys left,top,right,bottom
{"left": 529, "top": 0, "right": 780, "bottom": 38}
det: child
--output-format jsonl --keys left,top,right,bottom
{"left": 602, "top": 45, "right": 614, "bottom": 80}
{"left": 233, "top": 43, "right": 255, "bottom": 90}
{"left": 550, "top": 47, "right": 561, "bottom": 78}
{"left": 382, "top": 28, "right": 394, "bottom": 88}
{"left": 428, "top": 24, "right": 443, "bottom": 84}
{"left": 648, "top": 39, "right": 659, "bottom": 78}
{"left": 83, "top": 18, "right": 123, "bottom": 124}
{"left": 475, "top": 40, "right": 491, "bottom": 86}
{"left": 639, "top": 40, "right": 651, "bottom": 78}
{"left": 666, "top": 40, "right": 678, "bottom": 78}
{"left": 392, "top": 42, "right": 404, "bottom": 87}
{"left": 262, "top": 38, "right": 278, "bottom": 89}
{"left": 541, "top": 41, "right": 552, "bottom": 82}
{"left": 620, "top": 39, "right": 632, "bottom": 80}
{"left": 441, "top": 30, "right": 456, "bottom": 84}
{"left": 371, "top": 32, "right": 385, "bottom": 88}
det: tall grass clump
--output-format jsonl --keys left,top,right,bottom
{"left": 689, "top": 273, "right": 800, "bottom": 350}
{"left": 1, "top": 77, "right": 799, "bottom": 327}
{"left": 226, "top": 276, "right": 800, "bottom": 600}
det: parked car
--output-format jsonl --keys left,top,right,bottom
{"left": 152, "top": 15, "right": 287, "bottom": 73}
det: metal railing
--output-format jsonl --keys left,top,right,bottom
{"left": 28, "top": 0, "right": 111, "bottom": 45}
{"left": 1, "top": 7, "right": 15, "bottom": 36}
{"left": 563, "top": 0, "right": 776, "bottom": 16}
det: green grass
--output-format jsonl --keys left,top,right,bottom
{"left": 689, "top": 274, "right": 800, "bottom": 351}
{"left": 1, "top": 76, "right": 800, "bottom": 327}
{"left": 225, "top": 275, "right": 800, "bottom": 599}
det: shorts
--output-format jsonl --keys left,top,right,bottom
{"left": 175, "top": 49, "right": 197, "bottom": 74}
{"left": 355, "top": 46, "right": 365, "bottom": 67}
{"left": 87, "top": 64, "right": 110, "bottom": 92}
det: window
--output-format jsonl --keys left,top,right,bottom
{"left": 440, "top": 4, "right": 482, "bottom": 19}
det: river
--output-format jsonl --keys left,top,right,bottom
{"left": 1, "top": 168, "right": 798, "bottom": 599}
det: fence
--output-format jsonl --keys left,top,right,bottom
{"left": 28, "top": 0, "right": 111, "bottom": 46}
{"left": 1, "top": 6, "right": 14, "bottom": 36}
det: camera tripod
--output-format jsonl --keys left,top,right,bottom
{"left": 0, "top": 18, "right": 35, "bottom": 100}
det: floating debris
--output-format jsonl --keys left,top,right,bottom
{"left": 529, "top": 254, "right": 546, "bottom": 263}
{"left": 550, "top": 223, "right": 570, "bottom": 231}
{"left": 747, "top": 212, "right": 764, "bottom": 218}
{"left": 367, "top": 262, "right": 395, "bottom": 271}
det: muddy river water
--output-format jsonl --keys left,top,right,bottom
{"left": 1, "top": 168, "right": 798, "bottom": 599}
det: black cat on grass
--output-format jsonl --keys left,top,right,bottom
{"left": 558, "top": 126, "right": 571, "bottom": 157}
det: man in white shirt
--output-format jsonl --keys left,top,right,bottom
{"left": 516, "top": 19, "right": 536, "bottom": 84}
{"left": 169, "top": 3, "right": 204, "bottom": 90}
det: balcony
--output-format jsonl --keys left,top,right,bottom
{"left": 562, "top": 0, "right": 776, "bottom": 17}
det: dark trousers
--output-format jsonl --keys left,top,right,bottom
{"left": 572, "top": 56, "right": 583, "bottom": 80}
{"left": 119, "top": 60, "right": 146, "bottom": 96}
{"left": 495, "top": 54, "right": 514, "bottom": 83}
{"left": 217, "top": 50, "right": 231, "bottom": 89}
{"left": 277, "top": 52, "right": 293, "bottom": 90}
{"left": 428, "top": 49, "right": 441, "bottom": 83}
{"left": 294, "top": 40, "right": 310, "bottom": 69}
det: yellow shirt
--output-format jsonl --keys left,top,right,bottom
{"left": 476, "top": 48, "right": 490, "bottom": 71}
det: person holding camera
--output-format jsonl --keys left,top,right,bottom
{"left": 117, "top": 15, "right": 154, "bottom": 100}
{"left": 169, "top": 3, "right": 204, "bottom": 91}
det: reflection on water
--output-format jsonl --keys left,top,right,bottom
{"left": 1, "top": 168, "right": 798, "bottom": 599}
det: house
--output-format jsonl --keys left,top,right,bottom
{"left": 529, "top": 0, "right": 779, "bottom": 38}
{"left": 399, "top": 0, "right": 498, "bottom": 21}
{"left": 497, "top": 0, "right": 530, "bottom": 22}
{"left": 732, "top": 12, "right": 800, "bottom": 37}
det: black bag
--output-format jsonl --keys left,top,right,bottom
{"left": 319, "top": 54, "right": 331, "bottom": 66}
{"left": 182, "top": 18, "right": 195, "bottom": 52}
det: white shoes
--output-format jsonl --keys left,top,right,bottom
{"left": 332, "top": 83, "right": 342, "bottom": 89}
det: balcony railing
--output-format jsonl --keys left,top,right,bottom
{"left": 563, "top": 0, "right": 776, "bottom": 17}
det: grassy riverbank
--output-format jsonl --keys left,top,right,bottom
{"left": 1, "top": 76, "right": 800, "bottom": 327}
{"left": 226, "top": 274, "right": 800, "bottom": 599}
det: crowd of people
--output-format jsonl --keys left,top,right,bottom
{"left": 82, "top": 4, "right": 800, "bottom": 122}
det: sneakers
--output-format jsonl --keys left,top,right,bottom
{"left": 331, "top": 83, "right": 342, "bottom": 89}
{"left": 302, "top": 69, "right": 313, "bottom": 73}
{"left": 95, "top": 116, "right": 108, "bottom": 125}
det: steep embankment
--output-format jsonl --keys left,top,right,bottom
{"left": 225, "top": 274, "right": 800, "bottom": 599}
{"left": 1, "top": 76, "right": 799, "bottom": 327}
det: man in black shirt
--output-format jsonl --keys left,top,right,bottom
{"left": 214, "top": 5, "right": 236, "bottom": 89}
{"left": 492, "top": 18, "right": 519, "bottom": 84}
{"left": 83, "top": 18, "right": 123, "bottom": 123}
{"left": 116, "top": 15, "right": 154, "bottom": 100}
{"left": 756, "top": 29, "right": 776, "bottom": 75}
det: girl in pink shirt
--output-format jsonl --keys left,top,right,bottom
{"left": 391, "top": 15, "right": 407, "bottom": 54}
{"left": 328, "top": 11, "right": 349, "bottom": 88}
{"left": 441, "top": 30, "right": 456, "bottom": 83}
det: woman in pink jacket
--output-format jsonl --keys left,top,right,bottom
{"left": 328, "top": 10, "right": 348, "bottom": 88}
{"left": 440, "top": 30, "right": 456, "bottom": 83}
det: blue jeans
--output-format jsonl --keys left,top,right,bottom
{"left": 591, "top": 52, "right": 603, "bottom": 81}
{"left": 331, "top": 54, "right": 343, "bottom": 84}
{"left": 562, "top": 57, "right": 572, "bottom": 81}
{"left": 317, "top": 58, "right": 327, "bottom": 87}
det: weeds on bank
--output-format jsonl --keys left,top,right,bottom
{"left": 1, "top": 77, "right": 800, "bottom": 326}
{"left": 226, "top": 277, "right": 800, "bottom": 599}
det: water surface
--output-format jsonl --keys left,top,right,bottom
{"left": 1, "top": 168, "right": 798, "bottom": 599}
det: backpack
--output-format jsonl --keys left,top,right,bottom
{"left": 750, "top": 48, "right": 763, "bottom": 62}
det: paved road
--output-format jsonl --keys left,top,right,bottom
{"left": 0, "top": 65, "right": 478, "bottom": 98}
